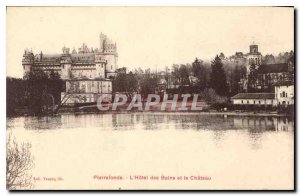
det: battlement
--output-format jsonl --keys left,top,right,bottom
{"left": 100, "top": 33, "right": 117, "bottom": 53}
{"left": 22, "top": 49, "right": 34, "bottom": 64}
{"left": 22, "top": 33, "right": 118, "bottom": 79}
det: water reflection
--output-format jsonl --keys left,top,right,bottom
{"left": 16, "top": 113, "right": 293, "bottom": 150}
{"left": 19, "top": 113, "right": 294, "bottom": 133}
{"left": 6, "top": 112, "right": 294, "bottom": 189}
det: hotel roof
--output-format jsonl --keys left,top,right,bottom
{"left": 231, "top": 93, "right": 275, "bottom": 100}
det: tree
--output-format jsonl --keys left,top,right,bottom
{"left": 229, "top": 65, "right": 245, "bottom": 96}
{"left": 6, "top": 77, "right": 26, "bottom": 116}
{"left": 24, "top": 69, "right": 49, "bottom": 115}
{"left": 210, "top": 55, "right": 229, "bottom": 96}
{"left": 192, "top": 58, "right": 208, "bottom": 91}
{"left": 164, "top": 66, "right": 171, "bottom": 89}
{"left": 48, "top": 71, "right": 64, "bottom": 104}
{"left": 263, "top": 54, "right": 276, "bottom": 64}
{"left": 126, "top": 72, "right": 139, "bottom": 97}
{"left": 171, "top": 64, "right": 180, "bottom": 86}
{"left": 139, "top": 69, "right": 159, "bottom": 97}
{"left": 247, "top": 62, "right": 258, "bottom": 92}
{"left": 6, "top": 134, "right": 34, "bottom": 190}
{"left": 219, "top": 52, "right": 225, "bottom": 60}
{"left": 171, "top": 64, "right": 192, "bottom": 86}
{"left": 24, "top": 69, "right": 64, "bottom": 115}
{"left": 200, "top": 88, "right": 228, "bottom": 109}
{"left": 178, "top": 64, "right": 191, "bottom": 86}
{"left": 112, "top": 71, "right": 138, "bottom": 99}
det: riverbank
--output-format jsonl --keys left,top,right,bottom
{"left": 7, "top": 103, "right": 293, "bottom": 118}
{"left": 57, "top": 107, "right": 290, "bottom": 118}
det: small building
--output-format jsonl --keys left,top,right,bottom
{"left": 231, "top": 93, "right": 276, "bottom": 107}
{"left": 275, "top": 82, "right": 294, "bottom": 106}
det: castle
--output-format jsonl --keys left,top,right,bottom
{"left": 22, "top": 33, "right": 118, "bottom": 105}
{"left": 22, "top": 33, "right": 118, "bottom": 79}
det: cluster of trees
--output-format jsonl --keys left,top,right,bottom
{"left": 7, "top": 70, "right": 64, "bottom": 116}
{"left": 169, "top": 55, "right": 246, "bottom": 97}
{"left": 262, "top": 51, "right": 294, "bottom": 64}
{"left": 7, "top": 78, "right": 26, "bottom": 116}
{"left": 113, "top": 49, "right": 294, "bottom": 107}
{"left": 113, "top": 55, "right": 244, "bottom": 106}
{"left": 112, "top": 68, "right": 159, "bottom": 99}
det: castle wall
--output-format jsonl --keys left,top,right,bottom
{"left": 22, "top": 33, "right": 118, "bottom": 80}
{"left": 62, "top": 79, "right": 113, "bottom": 104}
{"left": 105, "top": 54, "right": 117, "bottom": 72}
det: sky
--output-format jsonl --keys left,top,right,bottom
{"left": 7, "top": 7, "right": 294, "bottom": 78}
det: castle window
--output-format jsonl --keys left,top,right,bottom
{"left": 281, "top": 91, "right": 286, "bottom": 97}
{"left": 241, "top": 100, "right": 243, "bottom": 104}
{"left": 247, "top": 100, "right": 249, "bottom": 104}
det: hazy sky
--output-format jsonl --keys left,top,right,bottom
{"left": 7, "top": 7, "right": 294, "bottom": 78}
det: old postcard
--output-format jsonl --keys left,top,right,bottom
{"left": 6, "top": 7, "right": 294, "bottom": 190}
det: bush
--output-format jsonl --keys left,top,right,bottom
{"left": 200, "top": 88, "right": 228, "bottom": 109}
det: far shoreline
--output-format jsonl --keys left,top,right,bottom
{"left": 7, "top": 106, "right": 293, "bottom": 118}
{"left": 56, "top": 110, "right": 291, "bottom": 118}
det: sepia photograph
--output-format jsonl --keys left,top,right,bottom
{"left": 5, "top": 6, "right": 295, "bottom": 190}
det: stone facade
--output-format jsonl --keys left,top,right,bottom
{"left": 22, "top": 33, "right": 118, "bottom": 80}
{"left": 61, "top": 79, "right": 112, "bottom": 105}
{"left": 275, "top": 83, "right": 294, "bottom": 106}
{"left": 22, "top": 33, "right": 118, "bottom": 105}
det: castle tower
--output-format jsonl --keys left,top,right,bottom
{"left": 95, "top": 53, "right": 106, "bottom": 78}
{"left": 99, "top": 33, "right": 118, "bottom": 78}
{"left": 60, "top": 46, "right": 72, "bottom": 80}
{"left": 246, "top": 43, "right": 262, "bottom": 74}
{"left": 22, "top": 49, "right": 34, "bottom": 77}
{"left": 99, "top": 33, "right": 107, "bottom": 53}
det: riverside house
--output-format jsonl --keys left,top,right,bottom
{"left": 231, "top": 83, "right": 294, "bottom": 109}
{"left": 231, "top": 93, "right": 276, "bottom": 109}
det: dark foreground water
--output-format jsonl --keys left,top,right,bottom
{"left": 7, "top": 112, "right": 294, "bottom": 190}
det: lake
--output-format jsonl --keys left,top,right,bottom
{"left": 6, "top": 112, "right": 294, "bottom": 190}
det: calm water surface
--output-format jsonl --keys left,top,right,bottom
{"left": 7, "top": 112, "right": 294, "bottom": 190}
